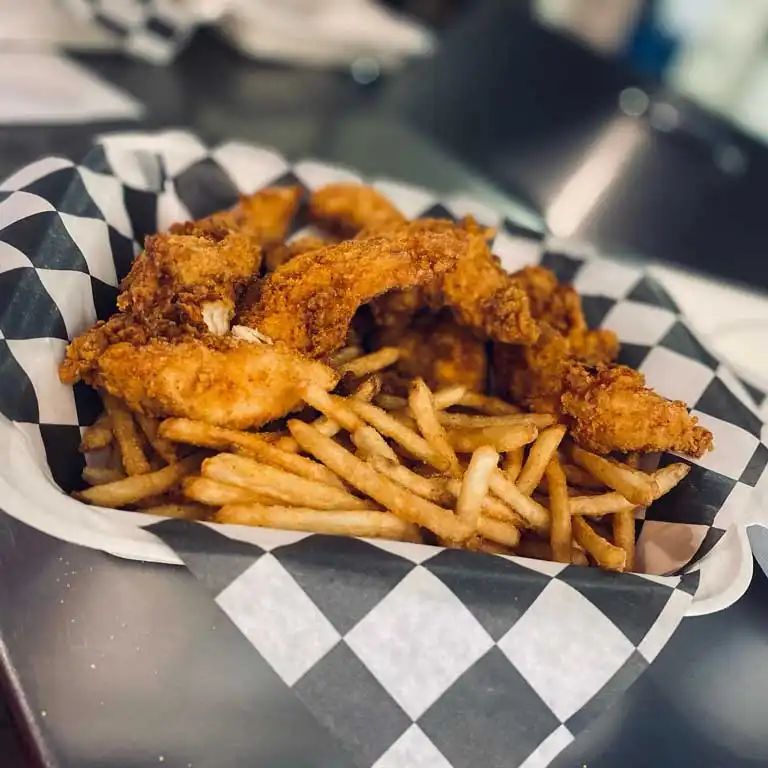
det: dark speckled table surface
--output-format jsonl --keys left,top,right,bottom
{"left": 2, "top": 20, "right": 768, "bottom": 768}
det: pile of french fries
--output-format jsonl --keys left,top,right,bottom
{"left": 76, "top": 348, "right": 690, "bottom": 573}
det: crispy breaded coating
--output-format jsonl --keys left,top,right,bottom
{"left": 92, "top": 336, "right": 338, "bottom": 430}
{"left": 309, "top": 182, "right": 406, "bottom": 236}
{"left": 510, "top": 265, "right": 586, "bottom": 335}
{"left": 264, "top": 234, "right": 328, "bottom": 273}
{"left": 171, "top": 186, "right": 302, "bottom": 249}
{"left": 239, "top": 229, "right": 467, "bottom": 359}
{"left": 376, "top": 311, "right": 488, "bottom": 392}
{"left": 561, "top": 364, "right": 714, "bottom": 457}
{"left": 117, "top": 232, "right": 260, "bottom": 334}
{"left": 370, "top": 219, "right": 538, "bottom": 345}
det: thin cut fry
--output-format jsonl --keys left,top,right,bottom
{"left": 216, "top": 504, "right": 422, "bottom": 543}
{"left": 82, "top": 466, "right": 125, "bottom": 486}
{"left": 352, "top": 426, "right": 399, "bottom": 462}
{"left": 202, "top": 453, "right": 368, "bottom": 510}
{"left": 477, "top": 516, "right": 520, "bottom": 548}
{"left": 488, "top": 469, "right": 551, "bottom": 534}
{"left": 79, "top": 412, "right": 113, "bottom": 452}
{"left": 103, "top": 393, "right": 151, "bottom": 476}
{"left": 457, "top": 392, "right": 520, "bottom": 414}
{"left": 369, "top": 456, "right": 454, "bottom": 506}
{"left": 613, "top": 510, "right": 636, "bottom": 572}
{"left": 339, "top": 347, "right": 399, "bottom": 378}
{"left": 503, "top": 448, "right": 524, "bottom": 482}
{"left": 76, "top": 455, "right": 202, "bottom": 508}
{"left": 409, "top": 377, "right": 460, "bottom": 476}
{"left": 135, "top": 413, "right": 178, "bottom": 464}
{"left": 141, "top": 503, "right": 209, "bottom": 520}
{"left": 329, "top": 346, "right": 363, "bottom": 368}
{"left": 456, "top": 446, "right": 499, "bottom": 528}
{"left": 160, "top": 418, "right": 345, "bottom": 489}
{"left": 571, "top": 444, "right": 658, "bottom": 507}
{"left": 376, "top": 394, "right": 408, "bottom": 411}
{"left": 432, "top": 385, "right": 468, "bottom": 410}
{"left": 302, "top": 383, "right": 363, "bottom": 432}
{"left": 182, "top": 476, "right": 280, "bottom": 506}
{"left": 438, "top": 412, "right": 555, "bottom": 429}
{"left": 562, "top": 463, "right": 605, "bottom": 490}
{"left": 572, "top": 516, "right": 626, "bottom": 571}
{"left": 545, "top": 457, "right": 572, "bottom": 563}
{"left": 443, "top": 478, "right": 527, "bottom": 528}
{"left": 516, "top": 425, "right": 567, "bottom": 495}
{"left": 288, "top": 420, "right": 473, "bottom": 543}
{"left": 348, "top": 399, "right": 451, "bottom": 472}
{"left": 447, "top": 424, "right": 538, "bottom": 453}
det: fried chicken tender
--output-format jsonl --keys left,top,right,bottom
{"left": 510, "top": 265, "right": 586, "bottom": 335}
{"left": 370, "top": 218, "right": 538, "bottom": 345}
{"left": 264, "top": 234, "right": 328, "bottom": 273}
{"left": 171, "top": 186, "right": 302, "bottom": 249}
{"left": 91, "top": 336, "right": 338, "bottom": 430}
{"left": 376, "top": 311, "right": 488, "bottom": 392}
{"left": 309, "top": 182, "right": 406, "bottom": 236}
{"left": 117, "top": 231, "right": 260, "bottom": 335}
{"left": 561, "top": 364, "right": 713, "bottom": 457}
{"left": 239, "top": 228, "right": 468, "bottom": 359}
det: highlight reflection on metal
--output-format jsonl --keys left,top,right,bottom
{"left": 546, "top": 115, "right": 644, "bottom": 237}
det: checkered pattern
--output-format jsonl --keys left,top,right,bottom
{"left": 0, "top": 131, "right": 766, "bottom": 766}
{"left": 59, "top": 0, "right": 200, "bottom": 64}
{"left": 149, "top": 517, "right": 699, "bottom": 768}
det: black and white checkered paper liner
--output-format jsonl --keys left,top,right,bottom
{"left": 59, "top": 0, "right": 204, "bottom": 64}
{"left": 0, "top": 131, "right": 766, "bottom": 766}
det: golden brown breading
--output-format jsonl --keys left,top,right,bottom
{"left": 117, "top": 232, "right": 260, "bottom": 335}
{"left": 309, "top": 182, "right": 406, "bottom": 236}
{"left": 561, "top": 364, "right": 713, "bottom": 457}
{"left": 264, "top": 234, "right": 328, "bottom": 273}
{"left": 92, "top": 336, "right": 338, "bottom": 430}
{"left": 59, "top": 313, "right": 188, "bottom": 385}
{"left": 370, "top": 219, "right": 538, "bottom": 345}
{"left": 510, "top": 265, "right": 586, "bottom": 335}
{"left": 377, "top": 311, "right": 488, "bottom": 392}
{"left": 238, "top": 228, "right": 468, "bottom": 359}
{"left": 171, "top": 186, "right": 302, "bottom": 249}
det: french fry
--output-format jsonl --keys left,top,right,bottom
{"left": 545, "top": 456, "right": 572, "bottom": 563}
{"left": 571, "top": 445, "right": 658, "bottom": 507}
{"left": 288, "top": 420, "right": 473, "bottom": 543}
{"left": 516, "top": 425, "right": 567, "bottom": 495}
{"left": 442, "top": 478, "right": 527, "bottom": 528}
{"left": 472, "top": 538, "right": 514, "bottom": 556}
{"left": 369, "top": 456, "right": 454, "bottom": 506}
{"left": 447, "top": 424, "right": 538, "bottom": 454}
{"left": 160, "top": 418, "right": 346, "bottom": 490}
{"left": 141, "top": 503, "right": 209, "bottom": 520}
{"left": 302, "top": 383, "right": 363, "bottom": 432}
{"left": 375, "top": 394, "right": 408, "bottom": 411}
{"left": 409, "top": 378, "right": 460, "bottom": 476}
{"left": 202, "top": 453, "right": 368, "bottom": 511}
{"left": 102, "top": 394, "right": 151, "bottom": 476}
{"left": 431, "top": 385, "right": 468, "bottom": 410}
{"left": 338, "top": 347, "right": 399, "bottom": 378}
{"left": 182, "top": 476, "right": 280, "bottom": 506}
{"left": 135, "top": 413, "right": 178, "bottom": 464}
{"left": 456, "top": 446, "right": 499, "bottom": 528}
{"left": 329, "top": 345, "right": 364, "bottom": 368}
{"left": 572, "top": 516, "right": 626, "bottom": 571}
{"left": 79, "top": 412, "right": 113, "bottom": 452}
{"left": 82, "top": 466, "right": 125, "bottom": 486}
{"left": 477, "top": 516, "right": 520, "bottom": 548}
{"left": 613, "top": 510, "right": 636, "bottom": 572}
{"left": 456, "top": 391, "right": 520, "bottom": 415}
{"left": 503, "top": 447, "right": 524, "bottom": 482}
{"left": 438, "top": 412, "right": 555, "bottom": 429}
{"left": 347, "top": 399, "right": 451, "bottom": 472}
{"left": 562, "top": 463, "right": 605, "bottom": 490}
{"left": 351, "top": 426, "right": 399, "bottom": 462}
{"left": 488, "top": 469, "right": 551, "bottom": 534}
{"left": 215, "top": 504, "right": 422, "bottom": 543}
{"left": 76, "top": 455, "right": 202, "bottom": 508}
